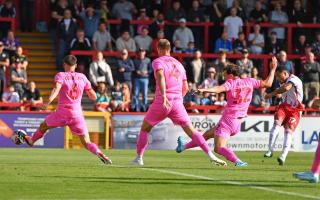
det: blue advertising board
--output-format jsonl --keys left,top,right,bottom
{"left": 0, "top": 112, "right": 64, "bottom": 148}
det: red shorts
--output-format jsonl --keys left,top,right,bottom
{"left": 275, "top": 104, "right": 301, "bottom": 130}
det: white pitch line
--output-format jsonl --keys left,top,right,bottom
{"left": 137, "top": 167, "right": 320, "bottom": 200}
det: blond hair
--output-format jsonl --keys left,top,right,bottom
{"left": 157, "top": 39, "right": 171, "bottom": 51}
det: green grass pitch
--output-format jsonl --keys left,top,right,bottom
{"left": 0, "top": 148, "right": 319, "bottom": 200}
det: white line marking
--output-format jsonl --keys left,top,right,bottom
{"left": 132, "top": 167, "right": 320, "bottom": 200}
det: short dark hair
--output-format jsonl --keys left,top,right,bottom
{"left": 63, "top": 55, "right": 77, "bottom": 66}
{"left": 224, "top": 63, "right": 241, "bottom": 77}
{"left": 157, "top": 39, "right": 171, "bottom": 50}
{"left": 276, "top": 66, "right": 288, "bottom": 73}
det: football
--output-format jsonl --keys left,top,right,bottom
{"left": 11, "top": 130, "right": 26, "bottom": 145}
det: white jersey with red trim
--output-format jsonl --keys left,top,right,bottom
{"left": 281, "top": 74, "right": 303, "bottom": 108}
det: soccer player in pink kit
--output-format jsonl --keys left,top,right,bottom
{"left": 132, "top": 39, "right": 226, "bottom": 166}
{"left": 293, "top": 99, "right": 320, "bottom": 183}
{"left": 14, "top": 55, "right": 112, "bottom": 164}
{"left": 176, "top": 57, "right": 278, "bottom": 167}
{"left": 264, "top": 67, "right": 303, "bottom": 165}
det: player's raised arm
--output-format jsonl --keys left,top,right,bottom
{"left": 85, "top": 88, "right": 97, "bottom": 101}
{"left": 41, "top": 82, "right": 62, "bottom": 110}
{"left": 156, "top": 69, "right": 170, "bottom": 108}
{"left": 197, "top": 85, "right": 226, "bottom": 94}
{"left": 260, "top": 56, "right": 277, "bottom": 88}
{"left": 265, "top": 81, "right": 293, "bottom": 99}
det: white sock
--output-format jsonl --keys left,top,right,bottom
{"left": 208, "top": 151, "right": 219, "bottom": 160}
{"left": 280, "top": 130, "right": 293, "bottom": 161}
{"left": 268, "top": 123, "right": 281, "bottom": 152}
{"left": 138, "top": 155, "right": 143, "bottom": 159}
{"left": 313, "top": 173, "right": 319, "bottom": 178}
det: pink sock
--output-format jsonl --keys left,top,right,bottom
{"left": 31, "top": 129, "right": 45, "bottom": 143}
{"left": 191, "top": 132, "right": 210, "bottom": 154}
{"left": 136, "top": 130, "right": 148, "bottom": 156}
{"left": 185, "top": 140, "right": 198, "bottom": 150}
{"left": 311, "top": 142, "right": 320, "bottom": 174}
{"left": 86, "top": 143, "right": 100, "bottom": 155}
{"left": 216, "top": 147, "right": 238, "bottom": 163}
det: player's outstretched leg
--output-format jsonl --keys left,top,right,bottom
{"left": 293, "top": 142, "right": 320, "bottom": 183}
{"left": 278, "top": 129, "right": 293, "bottom": 166}
{"left": 79, "top": 134, "right": 112, "bottom": 165}
{"left": 264, "top": 121, "right": 281, "bottom": 158}
{"left": 132, "top": 121, "right": 153, "bottom": 166}
{"left": 214, "top": 136, "right": 247, "bottom": 167}
{"left": 14, "top": 122, "right": 49, "bottom": 147}
{"left": 176, "top": 129, "right": 213, "bottom": 153}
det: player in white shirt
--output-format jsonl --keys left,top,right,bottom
{"left": 263, "top": 66, "right": 303, "bottom": 165}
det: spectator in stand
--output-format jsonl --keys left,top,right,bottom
{"left": 0, "top": 0, "right": 16, "bottom": 37}
{"left": 205, "top": 1, "right": 223, "bottom": 48}
{"left": 268, "top": 3, "right": 288, "bottom": 42}
{"left": 118, "top": 82, "right": 131, "bottom": 112}
{"left": 214, "top": 93, "right": 227, "bottom": 106}
{"left": 2, "top": 30, "right": 19, "bottom": 59}
{"left": 111, "top": 0, "right": 136, "bottom": 21}
{"left": 50, "top": 0, "right": 71, "bottom": 43}
{"left": 172, "top": 18, "right": 194, "bottom": 49}
{"left": 214, "top": 31, "right": 232, "bottom": 53}
{"left": 190, "top": 50, "right": 205, "bottom": 86}
{"left": 236, "top": 49, "right": 254, "bottom": 75}
{"left": 56, "top": 9, "right": 77, "bottom": 70}
{"left": 213, "top": 50, "right": 228, "bottom": 84}
{"left": 0, "top": 41, "right": 9, "bottom": 99}
{"left": 249, "top": 0, "right": 268, "bottom": 23}
{"left": 233, "top": 32, "right": 248, "bottom": 54}
{"left": 134, "top": 27, "right": 153, "bottom": 53}
{"left": 116, "top": 30, "right": 136, "bottom": 52}
{"left": 79, "top": 6, "right": 101, "bottom": 40}
{"left": 152, "top": 30, "right": 165, "bottom": 55}
{"left": 117, "top": 49, "right": 135, "bottom": 90}
{"left": 70, "top": 29, "right": 92, "bottom": 74}
{"left": 99, "top": 0, "right": 109, "bottom": 22}
{"left": 184, "top": 81, "right": 200, "bottom": 113}
{"left": 2, "top": 85, "right": 19, "bottom": 103}
{"left": 223, "top": 7, "right": 243, "bottom": 40}
{"left": 294, "top": 34, "right": 309, "bottom": 55}
{"left": 11, "top": 59, "right": 27, "bottom": 98}
{"left": 312, "top": 32, "right": 320, "bottom": 57}
{"left": 23, "top": 81, "right": 43, "bottom": 111}
{"left": 248, "top": 23, "right": 265, "bottom": 54}
{"left": 188, "top": 0, "right": 205, "bottom": 22}
{"left": 226, "top": 0, "right": 246, "bottom": 21}
{"left": 131, "top": 48, "right": 152, "bottom": 112}
{"left": 11, "top": 46, "right": 28, "bottom": 70}
{"left": 184, "top": 42, "right": 197, "bottom": 54}
{"left": 149, "top": 13, "right": 168, "bottom": 39}
{"left": 303, "top": 52, "right": 320, "bottom": 102}
{"left": 289, "top": 0, "right": 310, "bottom": 40}
{"left": 20, "top": 0, "right": 34, "bottom": 32}
{"left": 92, "top": 21, "right": 112, "bottom": 51}
{"left": 70, "top": 0, "right": 85, "bottom": 20}
{"left": 250, "top": 67, "right": 269, "bottom": 108}
{"left": 167, "top": 0, "right": 186, "bottom": 22}
{"left": 136, "top": 8, "right": 150, "bottom": 35}
{"left": 278, "top": 51, "right": 294, "bottom": 74}
{"left": 94, "top": 82, "right": 110, "bottom": 112}
{"left": 172, "top": 39, "right": 184, "bottom": 53}
{"left": 265, "top": 31, "right": 283, "bottom": 55}
{"left": 199, "top": 66, "right": 218, "bottom": 89}
{"left": 110, "top": 81, "right": 122, "bottom": 111}
{"left": 89, "top": 51, "right": 114, "bottom": 89}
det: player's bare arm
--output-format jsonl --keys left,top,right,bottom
{"left": 85, "top": 88, "right": 97, "bottom": 101}
{"left": 265, "top": 82, "right": 293, "bottom": 99}
{"left": 197, "top": 85, "right": 226, "bottom": 94}
{"left": 182, "top": 80, "right": 188, "bottom": 97}
{"left": 156, "top": 69, "right": 170, "bottom": 108}
{"left": 41, "top": 82, "right": 62, "bottom": 110}
{"left": 260, "top": 56, "right": 277, "bottom": 88}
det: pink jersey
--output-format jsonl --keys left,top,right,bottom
{"left": 152, "top": 55, "right": 187, "bottom": 102}
{"left": 222, "top": 78, "right": 261, "bottom": 118}
{"left": 54, "top": 72, "right": 92, "bottom": 115}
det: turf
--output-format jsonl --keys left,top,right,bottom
{"left": 0, "top": 149, "right": 319, "bottom": 200}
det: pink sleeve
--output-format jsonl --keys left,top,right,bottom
{"left": 222, "top": 80, "right": 232, "bottom": 92}
{"left": 84, "top": 75, "right": 92, "bottom": 90}
{"left": 249, "top": 78, "right": 261, "bottom": 89}
{"left": 152, "top": 60, "right": 163, "bottom": 72}
{"left": 54, "top": 73, "right": 63, "bottom": 84}
{"left": 182, "top": 69, "right": 187, "bottom": 81}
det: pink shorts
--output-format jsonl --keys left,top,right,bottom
{"left": 45, "top": 111, "right": 88, "bottom": 136}
{"left": 144, "top": 99, "right": 191, "bottom": 127}
{"left": 215, "top": 115, "right": 241, "bottom": 138}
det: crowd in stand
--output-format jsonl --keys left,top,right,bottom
{"left": 2, "top": 0, "right": 320, "bottom": 113}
